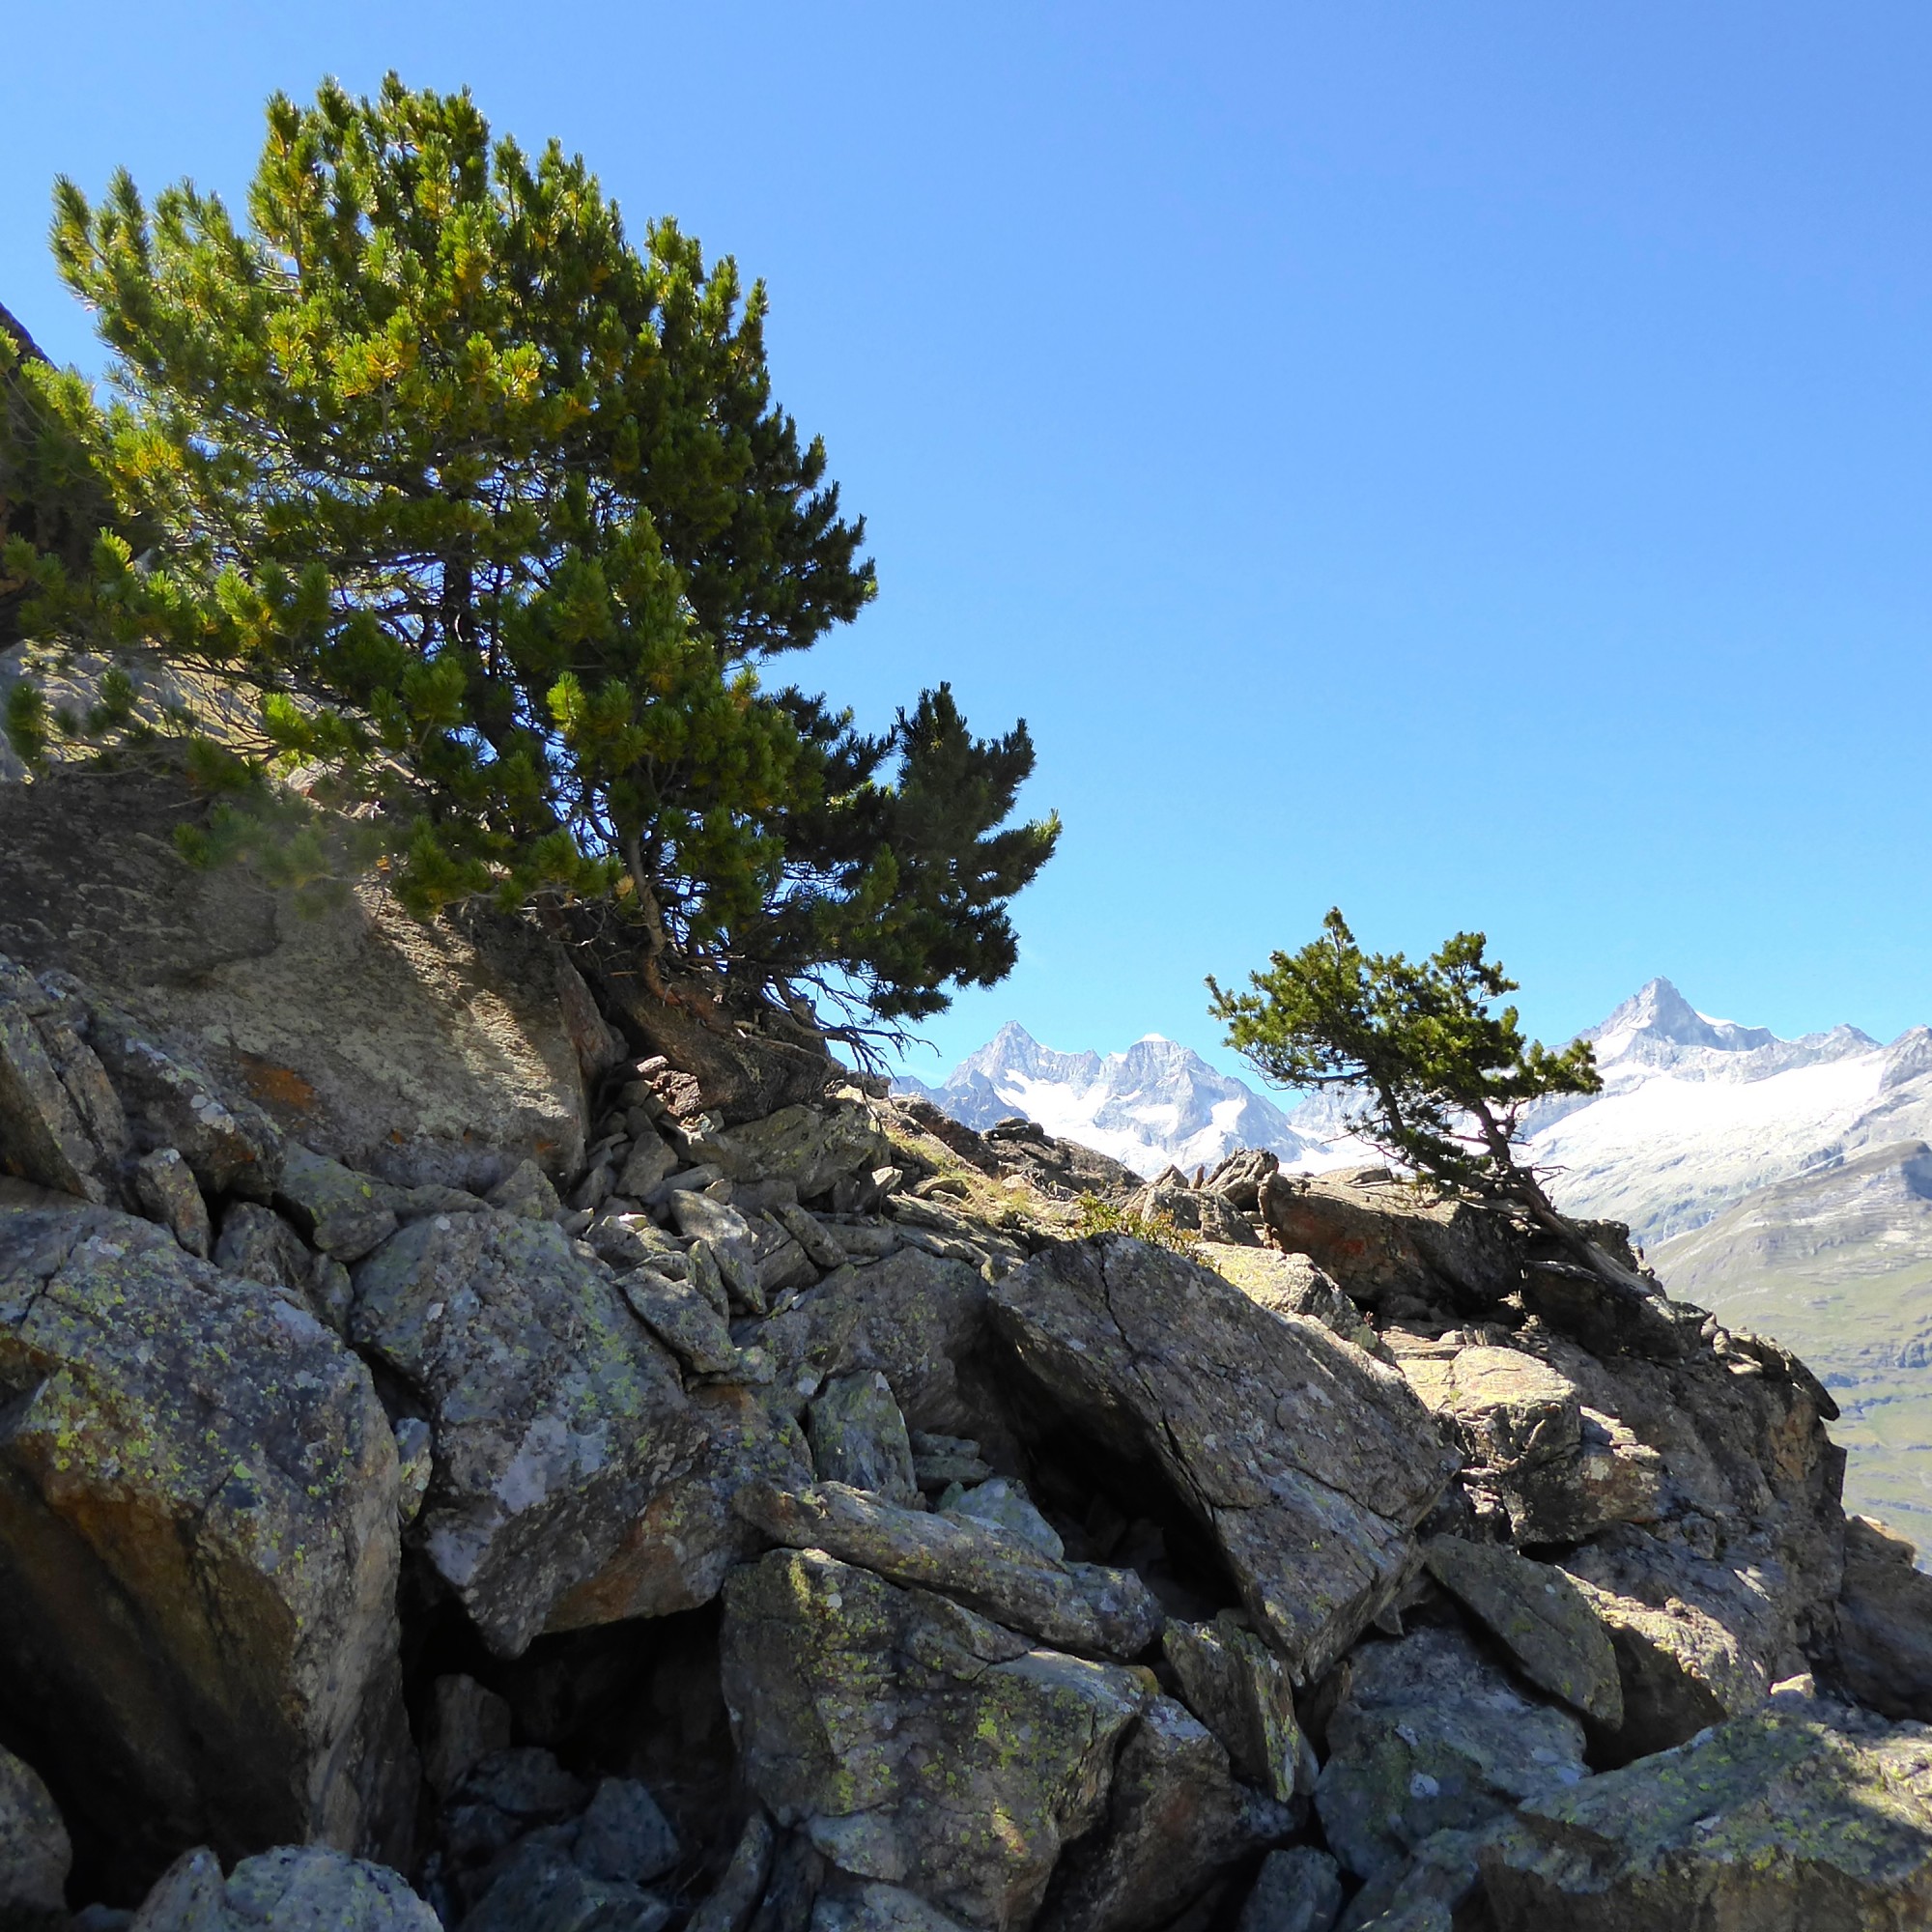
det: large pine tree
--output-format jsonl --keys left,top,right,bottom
{"left": 6, "top": 76, "right": 1056, "bottom": 1050}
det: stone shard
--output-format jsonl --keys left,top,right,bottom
{"left": 615, "top": 1129, "right": 680, "bottom": 1201}
{"left": 1162, "top": 1612, "right": 1315, "bottom": 1802}
{"left": 487, "top": 1156, "right": 564, "bottom": 1221}
{"left": 1833, "top": 1515, "right": 1932, "bottom": 1722}
{"left": 618, "top": 1268, "right": 741, "bottom": 1377}
{"left": 734, "top": 1480, "right": 1162, "bottom": 1660}
{"left": 1421, "top": 1538, "right": 1623, "bottom": 1726}
{"left": 669, "top": 1193, "right": 766, "bottom": 1312}
{"left": 350, "top": 1208, "right": 708, "bottom": 1655}
{"left": 0, "top": 1183, "right": 412, "bottom": 1899}
{"left": 1043, "top": 1694, "right": 1294, "bottom": 1932}
{"left": 688, "top": 1813, "right": 776, "bottom": 1932}
{"left": 807, "top": 1372, "right": 922, "bottom": 1506}
{"left": 1479, "top": 1695, "right": 1932, "bottom": 1931}
{"left": 940, "top": 1478, "right": 1064, "bottom": 1560}
{"left": 989, "top": 1236, "right": 1458, "bottom": 1681}
{"left": 573, "top": 1778, "right": 681, "bottom": 1886}
{"left": 0, "top": 957, "right": 124, "bottom": 1203}
{"left": 130, "top": 1147, "right": 213, "bottom": 1257}
{"left": 1235, "top": 1847, "right": 1344, "bottom": 1932}
{"left": 421, "top": 1675, "right": 514, "bottom": 1800}
{"left": 1315, "top": 1626, "right": 1589, "bottom": 1883}
{"left": 725, "top": 1105, "right": 893, "bottom": 1202}
{"left": 722, "top": 1548, "right": 1151, "bottom": 1932}
{"left": 212, "top": 1202, "right": 352, "bottom": 1332}
{"left": 276, "top": 1144, "right": 403, "bottom": 1261}
{"left": 0, "top": 1743, "right": 69, "bottom": 1928}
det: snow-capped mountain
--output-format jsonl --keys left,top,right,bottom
{"left": 893, "top": 1022, "right": 1322, "bottom": 1179}
{"left": 1522, "top": 978, "right": 1932, "bottom": 1250}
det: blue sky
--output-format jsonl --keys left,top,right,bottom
{"left": 5, "top": 4, "right": 1928, "bottom": 1083}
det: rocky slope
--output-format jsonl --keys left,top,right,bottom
{"left": 2, "top": 763, "right": 1931, "bottom": 1930}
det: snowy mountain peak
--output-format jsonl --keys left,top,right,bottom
{"left": 1592, "top": 977, "right": 1776, "bottom": 1057}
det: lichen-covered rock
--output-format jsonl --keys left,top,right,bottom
{"left": 734, "top": 1481, "right": 1162, "bottom": 1660}
{"left": 722, "top": 1548, "right": 1150, "bottom": 1930}
{"left": 1479, "top": 1695, "right": 1932, "bottom": 1930}
{"left": 1043, "top": 1694, "right": 1293, "bottom": 1932}
{"left": 687, "top": 1812, "right": 775, "bottom": 1932}
{"left": 940, "top": 1478, "right": 1063, "bottom": 1559}
{"left": 725, "top": 1106, "right": 893, "bottom": 1203}
{"left": 212, "top": 1202, "right": 353, "bottom": 1332}
{"left": 1162, "top": 1613, "right": 1315, "bottom": 1802}
{"left": 761, "top": 1249, "right": 1002, "bottom": 1443}
{"left": 275, "top": 1145, "right": 403, "bottom": 1261}
{"left": 1316, "top": 1627, "right": 1589, "bottom": 1882}
{"left": 1833, "top": 1516, "right": 1932, "bottom": 1723}
{"left": 0, "top": 1183, "right": 411, "bottom": 1897}
{"left": 350, "top": 1208, "right": 709, "bottom": 1654}
{"left": 990, "top": 1237, "right": 1458, "bottom": 1681}
{"left": 1122, "top": 1182, "right": 1259, "bottom": 1247}
{"left": 130, "top": 1842, "right": 440, "bottom": 1930}
{"left": 0, "top": 1743, "right": 69, "bottom": 1929}
{"left": 1421, "top": 1538, "right": 1622, "bottom": 1725}
{"left": 1209, "top": 1249, "right": 1383, "bottom": 1357}
{"left": 807, "top": 1373, "right": 922, "bottom": 1506}
{"left": 618, "top": 1268, "right": 741, "bottom": 1377}
{"left": 669, "top": 1194, "right": 765, "bottom": 1312}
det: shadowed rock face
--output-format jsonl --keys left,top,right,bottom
{"left": 989, "top": 1236, "right": 1459, "bottom": 1682}
{"left": 0, "top": 765, "right": 594, "bottom": 1192}
{"left": 0, "top": 1182, "right": 411, "bottom": 1900}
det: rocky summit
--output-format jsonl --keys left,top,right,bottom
{"left": 2, "top": 763, "right": 1932, "bottom": 1931}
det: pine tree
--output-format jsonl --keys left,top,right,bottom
{"left": 10, "top": 76, "right": 1056, "bottom": 1045}
{"left": 1208, "top": 910, "right": 1643, "bottom": 1289}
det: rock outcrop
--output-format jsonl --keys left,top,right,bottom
{"left": 0, "top": 752, "right": 1919, "bottom": 1928}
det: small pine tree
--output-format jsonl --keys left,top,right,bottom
{"left": 8, "top": 76, "right": 1057, "bottom": 1045}
{"left": 1208, "top": 909, "right": 1639, "bottom": 1284}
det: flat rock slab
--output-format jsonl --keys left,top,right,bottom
{"left": 1422, "top": 1538, "right": 1623, "bottom": 1725}
{"left": 989, "top": 1236, "right": 1459, "bottom": 1681}
{"left": 734, "top": 1480, "right": 1162, "bottom": 1660}
{"left": 722, "top": 1548, "right": 1150, "bottom": 1931}
{"left": 0, "top": 1183, "right": 410, "bottom": 1898}
{"left": 1481, "top": 1695, "right": 1932, "bottom": 1930}
{"left": 351, "top": 1208, "right": 709, "bottom": 1655}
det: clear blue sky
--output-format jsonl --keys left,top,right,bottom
{"left": 5, "top": 3, "right": 1928, "bottom": 1082}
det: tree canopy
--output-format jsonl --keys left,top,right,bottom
{"left": 1207, "top": 908, "right": 1602, "bottom": 1210}
{"left": 2, "top": 75, "right": 1057, "bottom": 1042}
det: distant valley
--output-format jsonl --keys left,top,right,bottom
{"left": 899, "top": 980, "right": 1932, "bottom": 1549}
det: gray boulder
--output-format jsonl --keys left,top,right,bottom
{"left": 350, "top": 1208, "right": 709, "bottom": 1654}
{"left": 811, "top": 1883, "right": 973, "bottom": 1932}
{"left": 725, "top": 1106, "right": 893, "bottom": 1203}
{"left": 0, "top": 1183, "right": 412, "bottom": 1896}
{"left": 130, "top": 1147, "right": 213, "bottom": 1257}
{"left": 1162, "top": 1612, "right": 1315, "bottom": 1801}
{"left": 129, "top": 1844, "right": 439, "bottom": 1929}
{"left": 212, "top": 1202, "right": 353, "bottom": 1332}
{"left": 1480, "top": 1694, "right": 1932, "bottom": 1930}
{"left": 1236, "top": 1848, "right": 1343, "bottom": 1932}
{"left": 1043, "top": 1695, "right": 1293, "bottom": 1932}
{"left": 617, "top": 1268, "right": 740, "bottom": 1377}
{"left": 0, "top": 1744, "right": 69, "bottom": 1929}
{"left": 0, "top": 954, "right": 126, "bottom": 1204}
{"left": 806, "top": 1372, "right": 922, "bottom": 1506}
{"left": 1316, "top": 1626, "right": 1589, "bottom": 1883}
{"left": 989, "top": 1236, "right": 1458, "bottom": 1680}
{"left": 734, "top": 1480, "right": 1161, "bottom": 1659}
{"left": 722, "top": 1548, "right": 1150, "bottom": 1930}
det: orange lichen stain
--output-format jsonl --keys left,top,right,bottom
{"left": 237, "top": 1056, "right": 319, "bottom": 1116}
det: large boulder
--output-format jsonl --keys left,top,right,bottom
{"left": 989, "top": 1237, "right": 1458, "bottom": 1681}
{"left": 0, "top": 1183, "right": 411, "bottom": 1899}
{"left": 128, "top": 1843, "right": 439, "bottom": 1930}
{"left": 0, "top": 956, "right": 127, "bottom": 1205}
{"left": 350, "top": 1208, "right": 721, "bottom": 1655}
{"left": 1832, "top": 1516, "right": 1932, "bottom": 1722}
{"left": 1314, "top": 1626, "right": 1588, "bottom": 1884}
{"left": 1040, "top": 1695, "right": 1293, "bottom": 1932}
{"left": 1254, "top": 1171, "right": 1524, "bottom": 1315}
{"left": 721, "top": 1548, "right": 1150, "bottom": 1931}
{"left": 0, "top": 766, "right": 597, "bottom": 1191}
{"left": 1480, "top": 1694, "right": 1932, "bottom": 1930}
